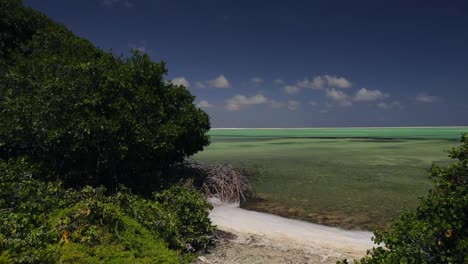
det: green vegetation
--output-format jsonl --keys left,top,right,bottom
{"left": 339, "top": 134, "right": 468, "bottom": 263}
{"left": 196, "top": 128, "right": 466, "bottom": 229}
{"left": 0, "top": 0, "right": 210, "bottom": 192}
{"left": 0, "top": 159, "right": 213, "bottom": 263}
{"left": 0, "top": 0, "right": 213, "bottom": 263}
{"left": 1, "top": 0, "right": 466, "bottom": 262}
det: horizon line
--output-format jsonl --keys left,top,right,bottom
{"left": 211, "top": 126, "right": 468, "bottom": 130}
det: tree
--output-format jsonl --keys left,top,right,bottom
{"left": 0, "top": 0, "right": 211, "bottom": 192}
{"left": 341, "top": 134, "right": 468, "bottom": 264}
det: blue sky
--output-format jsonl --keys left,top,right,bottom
{"left": 25, "top": 0, "right": 468, "bottom": 127}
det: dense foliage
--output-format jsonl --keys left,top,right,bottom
{"left": 0, "top": 0, "right": 210, "bottom": 191}
{"left": 339, "top": 134, "right": 468, "bottom": 264}
{"left": 0, "top": 0, "right": 215, "bottom": 263}
{"left": 0, "top": 158, "right": 214, "bottom": 263}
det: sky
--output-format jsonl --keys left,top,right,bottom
{"left": 24, "top": 0, "right": 468, "bottom": 128}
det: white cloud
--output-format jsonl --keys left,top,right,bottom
{"left": 324, "top": 75, "right": 352, "bottom": 88}
{"left": 249, "top": 77, "right": 264, "bottom": 86}
{"left": 171, "top": 77, "right": 190, "bottom": 88}
{"left": 196, "top": 100, "right": 215, "bottom": 108}
{"left": 377, "top": 101, "right": 403, "bottom": 110}
{"left": 208, "top": 75, "right": 230, "bottom": 88}
{"left": 273, "top": 79, "right": 285, "bottom": 85}
{"left": 295, "top": 75, "right": 352, "bottom": 90}
{"left": 309, "top": 100, "right": 318, "bottom": 106}
{"left": 326, "top": 89, "right": 348, "bottom": 102}
{"left": 296, "top": 77, "right": 319, "bottom": 89}
{"left": 354, "top": 88, "right": 388, "bottom": 102}
{"left": 283, "top": 85, "right": 301, "bottom": 95}
{"left": 295, "top": 76, "right": 326, "bottom": 89}
{"left": 101, "top": 0, "right": 134, "bottom": 8}
{"left": 416, "top": 93, "right": 440, "bottom": 103}
{"left": 225, "top": 94, "right": 268, "bottom": 111}
{"left": 326, "top": 88, "right": 352, "bottom": 106}
{"left": 196, "top": 75, "right": 231, "bottom": 89}
{"left": 312, "top": 76, "right": 326, "bottom": 89}
{"left": 287, "top": 100, "right": 301, "bottom": 111}
{"left": 283, "top": 74, "right": 351, "bottom": 94}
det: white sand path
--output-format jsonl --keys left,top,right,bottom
{"left": 208, "top": 198, "right": 375, "bottom": 262}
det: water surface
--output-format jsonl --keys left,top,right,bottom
{"left": 196, "top": 127, "right": 467, "bottom": 230}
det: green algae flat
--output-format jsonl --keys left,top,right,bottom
{"left": 196, "top": 127, "right": 468, "bottom": 230}
{"left": 209, "top": 127, "right": 467, "bottom": 140}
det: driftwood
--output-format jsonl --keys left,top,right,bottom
{"left": 175, "top": 159, "right": 253, "bottom": 203}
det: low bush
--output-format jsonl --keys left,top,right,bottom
{"left": 0, "top": 158, "right": 214, "bottom": 263}
{"left": 155, "top": 184, "right": 215, "bottom": 251}
{"left": 50, "top": 201, "right": 180, "bottom": 264}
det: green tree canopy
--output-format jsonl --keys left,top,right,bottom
{"left": 0, "top": 0, "right": 210, "bottom": 191}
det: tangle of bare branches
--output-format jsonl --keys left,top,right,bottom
{"left": 174, "top": 159, "right": 253, "bottom": 203}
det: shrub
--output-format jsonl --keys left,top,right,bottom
{"left": 155, "top": 184, "right": 215, "bottom": 252}
{"left": 0, "top": 159, "right": 214, "bottom": 263}
{"left": 112, "top": 184, "right": 215, "bottom": 252}
{"left": 0, "top": 159, "right": 75, "bottom": 263}
{"left": 50, "top": 201, "right": 180, "bottom": 264}
{"left": 339, "top": 134, "right": 468, "bottom": 264}
{"left": 0, "top": 0, "right": 210, "bottom": 191}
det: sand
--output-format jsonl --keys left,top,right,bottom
{"left": 196, "top": 199, "right": 375, "bottom": 264}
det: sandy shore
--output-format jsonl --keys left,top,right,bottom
{"left": 196, "top": 199, "right": 375, "bottom": 264}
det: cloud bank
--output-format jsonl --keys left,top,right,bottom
{"left": 225, "top": 94, "right": 268, "bottom": 111}
{"left": 354, "top": 88, "right": 388, "bottom": 102}
{"left": 297, "top": 75, "right": 352, "bottom": 89}
{"left": 197, "top": 75, "right": 231, "bottom": 89}
{"left": 326, "top": 88, "right": 352, "bottom": 106}
{"left": 281, "top": 74, "right": 352, "bottom": 95}
{"left": 100, "top": 0, "right": 134, "bottom": 8}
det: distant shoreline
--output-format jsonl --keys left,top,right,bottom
{"left": 211, "top": 126, "right": 468, "bottom": 130}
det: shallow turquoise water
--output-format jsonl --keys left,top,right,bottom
{"left": 196, "top": 127, "right": 468, "bottom": 230}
